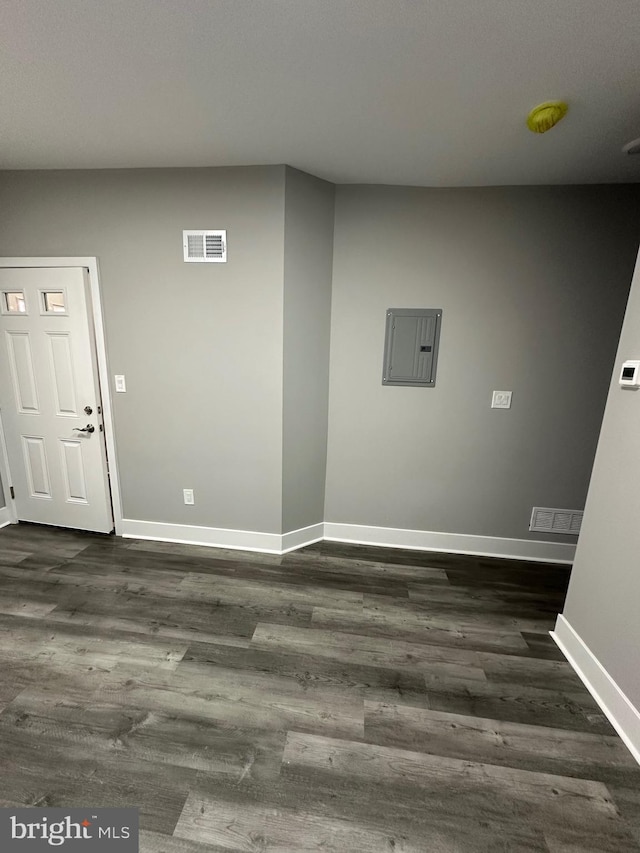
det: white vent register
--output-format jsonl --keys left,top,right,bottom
{"left": 183, "top": 230, "right": 227, "bottom": 263}
{"left": 530, "top": 507, "right": 583, "bottom": 535}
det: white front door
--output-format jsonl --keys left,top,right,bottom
{"left": 0, "top": 267, "right": 113, "bottom": 533}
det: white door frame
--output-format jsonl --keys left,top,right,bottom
{"left": 0, "top": 406, "right": 15, "bottom": 528}
{"left": 0, "top": 258, "right": 123, "bottom": 534}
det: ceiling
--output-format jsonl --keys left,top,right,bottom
{"left": 2, "top": 0, "right": 640, "bottom": 186}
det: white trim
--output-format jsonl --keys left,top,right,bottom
{"left": 324, "top": 522, "right": 575, "bottom": 563}
{"left": 0, "top": 258, "right": 123, "bottom": 534}
{"left": 121, "top": 518, "right": 322, "bottom": 555}
{"left": 0, "top": 407, "right": 18, "bottom": 524}
{"left": 0, "top": 505, "right": 14, "bottom": 528}
{"left": 551, "top": 614, "right": 640, "bottom": 765}
{"left": 120, "top": 519, "right": 574, "bottom": 562}
{"left": 280, "top": 523, "right": 324, "bottom": 554}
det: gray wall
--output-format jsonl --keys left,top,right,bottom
{"left": 325, "top": 185, "right": 640, "bottom": 540}
{"left": 2, "top": 171, "right": 638, "bottom": 545}
{"left": 562, "top": 245, "right": 640, "bottom": 707}
{"left": 282, "top": 168, "right": 335, "bottom": 533}
{"left": 0, "top": 472, "right": 4, "bottom": 508}
{"left": 0, "top": 167, "right": 286, "bottom": 533}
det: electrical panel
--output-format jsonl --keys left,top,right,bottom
{"left": 382, "top": 308, "right": 442, "bottom": 387}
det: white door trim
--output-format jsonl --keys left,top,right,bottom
{"left": 0, "top": 406, "right": 17, "bottom": 523}
{"left": 0, "top": 258, "right": 122, "bottom": 534}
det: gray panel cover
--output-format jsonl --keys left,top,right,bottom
{"left": 382, "top": 308, "right": 442, "bottom": 386}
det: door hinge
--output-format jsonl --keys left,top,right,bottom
{"left": 9, "top": 486, "right": 15, "bottom": 500}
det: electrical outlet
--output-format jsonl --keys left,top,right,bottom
{"left": 491, "top": 390, "right": 512, "bottom": 409}
{"left": 183, "top": 489, "right": 195, "bottom": 505}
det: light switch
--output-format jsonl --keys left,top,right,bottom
{"left": 491, "top": 390, "right": 512, "bottom": 409}
{"left": 619, "top": 360, "right": 640, "bottom": 388}
{"left": 114, "top": 375, "right": 126, "bottom": 393}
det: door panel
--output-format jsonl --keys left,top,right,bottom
{"left": 47, "top": 333, "right": 78, "bottom": 416}
{"left": 60, "top": 439, "right": 88, "bottom": 503}
{"left": 6, "top": 331, "right": 40, "bottom": 412}
{"left": 22, "top": 435, "right": 51, "bottom": 497}
{"left": 0, "top": 267, "right": 113, "bottom": 533}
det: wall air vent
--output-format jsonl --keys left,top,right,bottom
{"left": 529, "top": 507, "right": 583, "bottom": 535}
{"left": 183, "top": 230, "right": 227, "bottom": 263}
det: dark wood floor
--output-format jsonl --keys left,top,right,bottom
{"left": 0, "top": 523, "right": 638, "bottom": 852}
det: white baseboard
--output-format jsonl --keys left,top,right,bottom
{"left": 324, "top": 522, "right": 575, "bottom": 564}
{"left": 118, "top": 518, "right": 575, "bottom": 563}
{"left": 281, "top": 523, "right": 324, "bottom": 554}
{"left": 552, "top": 614, "right": 640, "bottom": 765}
{"left": 120, "top": 518, "right": 323, "bottom": 556}
{"left": 119, "top": 518, "right": 575, "bottom": 562}
{"left": 0, "top": 506, "right": 14, "bottom": 528}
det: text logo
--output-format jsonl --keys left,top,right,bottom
{"left": 0, "top": 809, "right": 138, "bottom": 852}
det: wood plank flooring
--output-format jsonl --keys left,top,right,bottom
{"left": 0, "top": 524, "right": 638, "bottom": 852}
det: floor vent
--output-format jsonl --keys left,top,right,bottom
{"left": 530, "top": 507, "right": 583, "bottom": 535}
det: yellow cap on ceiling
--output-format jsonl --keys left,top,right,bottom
{"left": 527, "top": 101, "right": 569, "bottom": 134}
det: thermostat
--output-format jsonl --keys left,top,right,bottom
{"left": 619, "top": 360, "right": 640, "bottom": 388}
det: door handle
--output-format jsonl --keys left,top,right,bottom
{"left": 74, "top": 424, "right": 95, "bottom": 433}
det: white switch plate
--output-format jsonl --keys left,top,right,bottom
{"left": 492, "top": 390, "right": 512, "bottom": 409}
{"left": 183, "top": 489, "right": 195, "bottom": 505}
{"left": 114, "top": 375, "right": 126, "bottom": 393}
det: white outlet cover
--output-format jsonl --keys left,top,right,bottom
{"left": 491, "top": 390, "right": 512, "bottom": 409}
{"left": 114, "top": 374, "right": 126, "bottom": 393}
